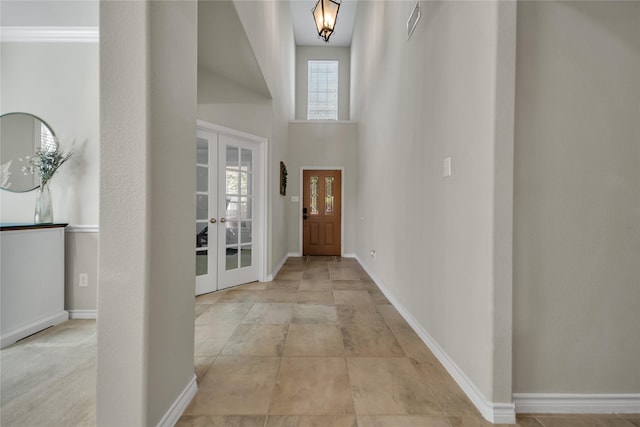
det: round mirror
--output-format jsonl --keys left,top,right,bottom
{"left": 0, "top": 112, "right": 58, "bottom": 192}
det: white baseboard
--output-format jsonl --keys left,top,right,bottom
{"left": 342, "top": 253, "right": 356, "bottom": 258}
{"left": 65, "top": 225, "right": 99, "bottom": 233}
{"left": 266, "top": 253, "right": 291, "bottom": 281}
{"left": 0, "top": 311, "right": 69, "bottom": 349}
{"left": 156, "top": 374, "right": 198, "bottom": 427}
{"left": 356, "top": 255, "right": 516, "bottom": 424}
{"left": 288, "top": 251, "right": 302, "bottom": 257}
{"left": 68, "top": 310, "right": 97, "bottom": 320}
{"left": 513, "top": 393, "right": 640, "bottom": 414}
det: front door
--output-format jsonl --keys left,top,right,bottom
{"left": 196, "top": 126, "right": 261, "bottom": 295}
{"left": 302, "top": 169, "right": 341, "bottom": 256}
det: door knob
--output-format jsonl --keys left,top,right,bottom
{"left": 210, "top": 218, "right": 217, "bottom": 224}
{"left": 220, "top": 218, "right": 226, "bottom": 223}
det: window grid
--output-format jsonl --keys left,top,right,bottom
{"left": 308, "top": 60, "right": 338, "bottom": 120}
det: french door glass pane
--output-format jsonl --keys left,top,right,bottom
{"left": 241, "top": 149, "right": 252, "bottom": 171}
{"left": 226, "top": 221, "right": 239, "bottom": 246}
{"left": 197, "top": 194, "right": 208, "bottom": 220}
{"left": 226, "top": 146, "right": 239, "bottom": 168}
{"left": 225, "top": 246, "right": 240, "bottom": 270}
{"left": 226, "top": 170, "right": 239, "bottom": 194}
{"left": 196, "top": 222, "right": 208, "bottom": 248}
{"left": 225, "top": 247, "right": 238, "bottom": 271}
{"left": 240, "top": 172, "right": 251, "bottom": 195}
{"left": 240, "top": 246, "right": 252, "bottom": 268}
{"left": 240, "top": 197, "right": 251, "bottom": 219}
{"left": 196, "top": 250, "right": 207, "bottom": 276}
{"left": 197, "top": 166, "right": 208, "bottom": 192}
{"left": 240, "top": 221, "right": 252, "bottom": 244}
{"left": 197, "top": 138, "right": 208, "bottom": 164}
{"left": 226, "top": 197, "right": 238, "bottom": 219}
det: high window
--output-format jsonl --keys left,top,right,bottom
{"left": 307, "top": 60, "right": 338, "bottom": 120}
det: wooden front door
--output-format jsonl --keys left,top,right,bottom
{"left": 303, "top": 170, "right": 341, "bottom": 256}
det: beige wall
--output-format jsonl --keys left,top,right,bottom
{"left": 513, "top": 0, "right": 640, "bottom": 394}
{"left": 295, "top": 46, "right": 351, "bottom": 120}
{"left": 0, "top": 41, "right": 99, "bottom": 313}
{"left": 0, "top": 42, "right": 99, "bottom": 225}
{"left": 351, "top": 0, "right": 516, "bottom": 411}
{"left": 64, "top": 229, "right": 98, "bottom": 311}
{"left": 233, "top": 0, "right": 296, "bottom": 272}
{"left": 198, "top": 103, "right": 272, "bottom": 142}
{"left": 0, "top": 0, "right": 98, "bottom": 27}
{"left": 98, "top": 1, "right": 197, "bottom": 424}
{"left": 287, "top": 122, "right": 358, "bottom": 255}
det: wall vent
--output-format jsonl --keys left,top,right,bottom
{"left": 407, "top": 1, "right": 421, "bottom": 40}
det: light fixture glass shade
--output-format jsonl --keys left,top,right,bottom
{"left": 312, "top": 0, "right": 341, "bottom": 42}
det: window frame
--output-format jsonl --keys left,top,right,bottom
{"left": 307, "top": 60, "right": 339, "bottom": 120}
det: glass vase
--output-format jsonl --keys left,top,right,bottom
{"left": 34, "top": 182, "right": 53, "bottom": 224}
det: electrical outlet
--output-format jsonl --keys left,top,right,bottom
{"left": 79, "top": 273, "right": 89, "bottom": 288}
{"left": 443, "top": 157, "right": 452, "bottom": 177}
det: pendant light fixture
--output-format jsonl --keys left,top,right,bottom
{"left": 312, "top": 0, "right": 341, "bottom": 43}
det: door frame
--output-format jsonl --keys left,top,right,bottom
{"left": 299, "top": 166, "right": 345, "bottom": 257}
{"left": 197, "top": 119, "right": 269, "bottom": 284}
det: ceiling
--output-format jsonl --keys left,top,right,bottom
{"left": 197, "top": 0, "right": 357, "bottom": 103}
{"left": 290, "top": 0, "right": 357, "bottom": 47}
{"left": 198, "top": 0, "right": 271, "bottom": 102}
{"left": 1, "top": 0, "right": 354, "bottom": 102}
{"left": 0, "top": 0, "right": 357, "bottom": 48}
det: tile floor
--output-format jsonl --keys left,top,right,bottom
{"left": 179, "top": 257, "right": 640, "bottom": 427}
{"left": 1, "top": 257, "right": 638, "bottom": 427}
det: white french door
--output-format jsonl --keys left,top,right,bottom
{"left": 196, "top": 123, "right": 264, "bottom": 295}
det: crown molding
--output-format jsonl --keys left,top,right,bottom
{"left": 289, "top": 120, "right": 357, "bottom": 124}
{"left": 0, "top": 26, "right": 98, "bottom": 43}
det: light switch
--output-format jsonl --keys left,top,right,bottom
{"left": 443, "top": 157, "right": 452, "bottom": 177}
{"left": 291, "top": 196, "right": 299, "bottom": 202}
{"left": 79, "top": 274, "right": 89, "bottom": 287}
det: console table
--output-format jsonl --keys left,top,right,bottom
{"left": 1, "top": 223, "right": 69, "bottom": 348}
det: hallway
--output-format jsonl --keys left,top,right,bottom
{"left": 1, "top": 258, "right": 638, "bottom": 425}
{"left": 179, "top": 257, "right": 640, "bottom": 427}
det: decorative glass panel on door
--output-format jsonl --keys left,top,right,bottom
{"left": 325, "top": 176, "right": 334, "bottom": 215}
{"left": 310, "top": 176, "right": 319, "bottom": 215}
{"left": 196, "top": 137, "right": 209, "bottom": 277}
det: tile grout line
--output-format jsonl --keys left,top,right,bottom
{"left": 213, "top": 301, "right": 254, "bottom": 358}
{"left": 263, "top": 326, "right": 289, "bottom": 427}
{"left": 616, "top": 413, "right": 637, "bottom": 427}
{"left": 343, "top": 353, "right": 360, "bottom": 425}
{"left": 531, "top": 414, "right": 547, "bottom": 427}
{"left": 396, "top": 330, "right": 451, "bottom": 423}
